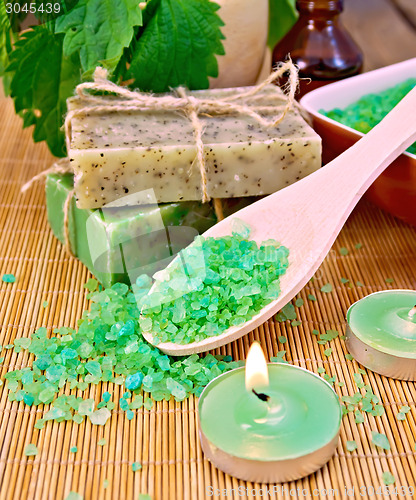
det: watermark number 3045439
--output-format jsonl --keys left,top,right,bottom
{"left": 5, "top": 2, "right": 61, "bottom": 14}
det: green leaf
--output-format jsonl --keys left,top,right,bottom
{"left": 127, "top": 0, "right": 225, "bottom": 92}
{"left": 371, "top": 431, "right": 390, "bottom": 451}
{"left": 55, "top": 0, "right": 142, "bottom": 74}
{"left": 267, "top": 0, "right": 297, "bottom": 49}
{"left": 7, "top": 25, "right": 81, "bottom": 157}
{"left": 0, "top": 1, "right": 12, "bottom": 94}
{"left": 34, "top": 0, "right": 81, "bottom": 23}
{"left": 0, "top": 1, "right": 10, "bottom": 70}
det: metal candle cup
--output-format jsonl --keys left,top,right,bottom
{"left": 346, "top": 290, "right": 416, "bottom": 380}
{"left": 198, "top": 344, "right": 342, "bottom": 483}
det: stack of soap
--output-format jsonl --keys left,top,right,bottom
{"left": 67, "top": 85, "right": 322, "bottom": 209}
{"left": 46, "top": 173, "right": 256, "bottom": 287}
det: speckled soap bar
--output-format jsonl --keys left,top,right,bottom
{"left": 46, "top": 173, "right": 256, "bottom": 287}
{"left": 68, "top": 85, "right": 321, "bottom": 209}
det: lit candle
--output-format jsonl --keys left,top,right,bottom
{"left": 198, "top": 342, "right": 342, "bottom": 483}
{"left": 346, "top": 289, "right": 416, "bottom": 380}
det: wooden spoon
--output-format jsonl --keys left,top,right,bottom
{"left": 142, "top": 86, "right": 416, "bottom": 355}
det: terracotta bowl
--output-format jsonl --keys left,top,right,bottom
{"left": 300, "top": 58, "right": 416, "bottom": 227}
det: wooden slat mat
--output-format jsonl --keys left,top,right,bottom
{"left": 1, "top": 95, "right": 416, "bottom": 500}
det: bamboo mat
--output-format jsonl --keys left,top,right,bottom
{"left": 1, "top": 94, "right": 416, "bottom": 500}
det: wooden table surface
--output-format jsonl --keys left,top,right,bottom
{"left": 0, "top": 2, "right": 416, "bottom": 500}
{"left": 343, "top": 0, "right": 416, "bottom": 71}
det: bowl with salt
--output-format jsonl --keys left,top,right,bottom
{"left": 300, "top": 57, "right": 416, "bottom": 227}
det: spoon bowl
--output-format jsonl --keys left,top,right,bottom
{"left": 142, "top": 86, "right": 416, "bottom": 355}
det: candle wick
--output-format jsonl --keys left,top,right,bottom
{"left": 409, "top": 305, "right": 416, "bottom": 319}
{"left": 252, "top": 389, "right": 270, "bottom": 402}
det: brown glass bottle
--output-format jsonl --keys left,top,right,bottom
{"left": 272, "top": 0, "right": 363, "bottom": 98}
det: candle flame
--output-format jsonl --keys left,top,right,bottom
{"left": 409, "top": 306, "right": 416, "bottom": 320}
{"left": 245, "top": 342, "right": 269, "bottom": 391}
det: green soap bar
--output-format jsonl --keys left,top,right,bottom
{"left": 46, "top": 173, "right": 255, "bottom": 287}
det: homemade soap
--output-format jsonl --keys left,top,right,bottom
{"left": 46, "top": 173, "right": 256, "bottom": 287}
{"left": 67, "top": 85, "right": 322, "bottom": 209}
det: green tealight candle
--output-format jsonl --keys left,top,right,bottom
{"left": 198, "top": 343, "right": 342, "bottom": 483}
{"left": 346, "top": 290, "right": 416, "bottom": 380}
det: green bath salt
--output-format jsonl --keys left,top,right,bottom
{"left": 4, "top": 219, "right": 288, "bottom": 426}
{"left": 321, "top": 78, "right": 416, "bottom": 155}
{"left": 140, "top": 220, "right": 289, "bottom": 344}
{"left": 5, "top": 277, "right": 243, "bottom": 426}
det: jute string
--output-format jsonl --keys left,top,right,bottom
{"left": 21, "top": 157, "right": 75, "bottom": 255}
{"left": 63, "top": 61, "right": 298, "bottom": 202}
{"left": 22, "top": 60, "right": 299, "bottom": 253}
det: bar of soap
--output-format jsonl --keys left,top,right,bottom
{"left": 67, "top": 85, "right": 321, "bottom": 209}
{"left": 46, "top": 173, "right": 256, "bottom": 287}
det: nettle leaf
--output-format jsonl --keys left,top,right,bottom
{"left": 7, "top": 25, "right": 81, "bottom": 156}
{"left": 0, "top": 1, "right": 10, "bottom": 64}
{"left": 55, "top": 0, "right": 143, "bottom": 73}
{"left": 127, "top": 0, "right": 225, "bottom": 92}
{"left": 268, "top": 0, "right": 297, "bottom": 49}
{"left": 0, "top": 1, "right": 12, "bottom": 92}
{"left": 32, "top": 0, "right": 81, "bottom": 23}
